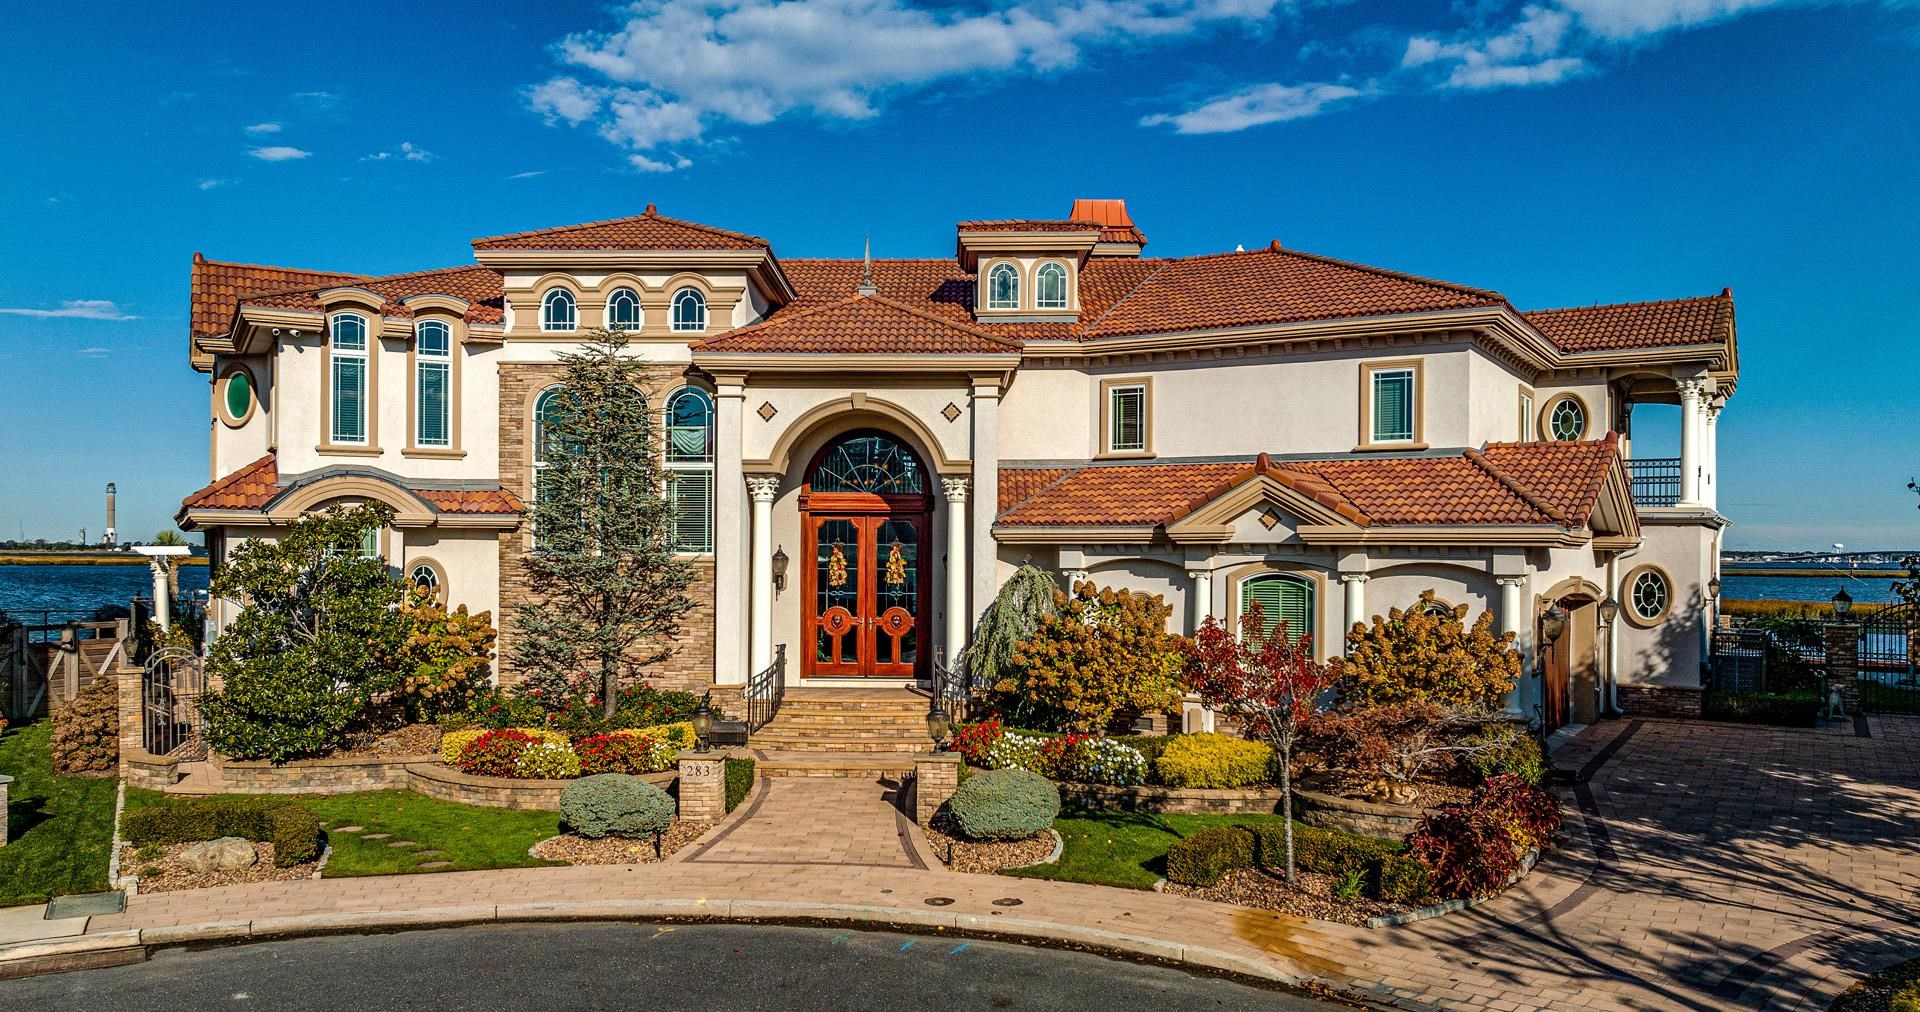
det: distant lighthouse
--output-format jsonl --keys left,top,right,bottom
{"left": 104, "top": 482, "right": 117, "bottom": 546}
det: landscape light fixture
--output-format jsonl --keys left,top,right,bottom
{"left": 691, "top": 695, "right": 714, "bottom": 751}
{"left": 771, "top": 547, "right": 789, "bottom": 591}
{"left": 926, "top": 702, "right": 952, "bottom": 752}
{"left": 1832, "top": 588, "right": 1853, "bottom": 618}
{"left": 1707, "top": 576, "right": 1722, "bottom": 600}
{"left": 1541, "top": 604, "right": 1569, "bottom": 644}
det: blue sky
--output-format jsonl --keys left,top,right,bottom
{"left": 1, "top": 0, "right": 1915, "bottom": 550}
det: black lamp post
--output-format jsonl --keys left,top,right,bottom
{"left": 1541, "top": 604, "right": 1569, "bottom": 645}
{"left": 691, "top": 695, "right": 714, "bottom": 752}
{"left": 1832, "top": 588, "right": 1853, "bottom": 619}
{"left": 926, "top": 702, "right": 952, "bottom": 753}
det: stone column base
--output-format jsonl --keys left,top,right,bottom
{"left": 676, "top": 751, "right": 728, "bottom": 824}
{"left": 912, "top": 753, "right": 961, "bottom": 826}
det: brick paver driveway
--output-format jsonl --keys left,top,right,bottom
{"left": 69, "top": 717, "right": 1920, "bottom": 1009}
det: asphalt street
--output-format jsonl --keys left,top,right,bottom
{"left": 1, "top": 921, "right": 1350, "bottom": 1010}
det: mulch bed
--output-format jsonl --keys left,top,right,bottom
{"left": 923, "top": 814, "right": 1056, "bottom": 874}
{"left": 1831, "top": 956, "right": 1920, "bottom": 1012}
{"left": 530, "top": 820, "right": 710, "bottom": 865}
{"left": 1162, "top": 867, "right": 1413, "bottom": 927}
{"left": 121, "top": 842, "right": 318, "bottom": 894}
{"left": 329, "top": 724, "right": 443, "bottom": 759}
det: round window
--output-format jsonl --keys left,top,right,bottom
{"left": 223, "top": 369, "right": 253, "bottom": 422}
{"left": 1548, "top": 397, "right": 1586, "bottom": 441}
{"left": 409, "top": 562, "right": 444, "bottom": 602}
{"left": 1628, "top": 569, "right": 1670, "bottom": 623}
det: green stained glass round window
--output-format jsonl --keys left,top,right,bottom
{"left": 224, "top": 370, "right": 252, "bottom": 421}
{"left": 1548, "top": 397, "right": 1585, "bottom": 441}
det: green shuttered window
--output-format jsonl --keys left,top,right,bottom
{"left": 1241, "top": 574, "right": 1314, "bottom": 645}
{"left": 1371, "top": 368, "right": 1414, "bottom": 443}
{"left": 415, "top": 320, "right": 451, "bottom": 448}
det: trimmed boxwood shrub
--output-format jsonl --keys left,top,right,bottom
{"left": 1249, "top": 822, "right": 1397, "bottom": 877}
{"left": 1701, "top": 690, "right": 1820, "bottom": 728}
{"left": 560, "top": 774, "right": 675, "bottom": 839}
{"left": 1165, "top": 826, "right": 1255, "bottom": 886}
{"left": 725, "top": 758, "right": 756, "bottom": 812}
{"left": 1374, "top": 854, "right": 1433, "bottom": 905}
{"left": 123, "top": 796, "right": 323, "bottom": 867}
{"left": 1154, "top": 733, "right": 1273, "bottom": 789}
{"left": 947, "top": 767, "right": 1060, "bottom": 840}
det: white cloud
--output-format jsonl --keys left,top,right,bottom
{"left": 0, "top": 300, "right": 138, "bottom": 321}
{"left": 1404, "top": 5, "right": 1589, "bottom": 91}
{"left": 243, "top": 121, "right": 282, "bottom": 134}
{"left": 197, "top": 178, "right": 236, "bottom": 191}
{"left": 1141, "top": 82, "right": 1367, "bottom": 133}
{"left": 291, "top": 90, "right": 340, "bottom": 109}
{"left": 363, "top": 141, "right": 436, "bottom": 163}
{"left": 76, "top": 347, "right": 110, "bottom": 357}
{"left": 249, "top": 145, "right": 311, "bottom": 162}
{"left": 529, "top": 0, "right": 1286, "bottom": 169}
{"left": 1557, "top": 0, "right": 1799, "bottom": 41}
{"left": 508, "top": 170, "right": 548, "bottom": 180}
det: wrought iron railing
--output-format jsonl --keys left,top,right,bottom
{"left": 746, "top": 643, "right": 786, "bottom": 733}
{"left": 932, "top": 648, "right": 971, "bottom": 722}
{"left": 1626, "top": 457, "right": 1682, "bottom": 508}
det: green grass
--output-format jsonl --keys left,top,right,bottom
{"left": 125, "top": 788, "right": 565, "bottom": 877}
{"left": 0, "top": 721, "right": 120, "bottom": 904}
{"left": 1004, "top": 810, "right": 1289, "bottom": 889}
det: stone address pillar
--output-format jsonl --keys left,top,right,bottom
{"left": 1825, "top": 623, "right": 1860, "bottom": 715}
{"left": 677, "top": 751, "right": 727, "bottom": 824}
{"left": 913, "top": 752, "right": 961, "bottom": 826}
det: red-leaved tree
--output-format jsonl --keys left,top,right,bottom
{"left": 1183, "top": 603, "right": 1331, "bottom": 882}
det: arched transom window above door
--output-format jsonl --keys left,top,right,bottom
{"left": 809, "top": 433, "right": 926, "bottom": 494}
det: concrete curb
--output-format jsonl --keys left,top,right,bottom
{"left": 0, "top": 900, "right": 1316, "bottom": 991}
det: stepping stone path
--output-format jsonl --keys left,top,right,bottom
{"left": 386, "top": 841, "right": 418, "bottom": 848}
{"left": 333, "top": 826, "right": 364, "bottom": 834}
{"left": 415, "top": 850, "right": 445, "bottom": 857}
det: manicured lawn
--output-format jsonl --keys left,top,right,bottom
{"left": 1005, "top": 810, "right": 1287, "bottom": 890}
{"left": 0, "top": 721, "right": 119, "bottom": 904}
{"left": 124, "top": 788, "right": 565, "bottom": 877}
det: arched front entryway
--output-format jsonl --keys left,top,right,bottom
{"left": 1541, "top": 583, "right": 1603, "bottom": 731}
{"left": 799, "top": 430, "right": 933, "bottom": 679}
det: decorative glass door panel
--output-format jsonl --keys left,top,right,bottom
{"left": 869, "top": 518, "right": 921, "bottom": 676}
{"left": 802, "top": 513, "right": 927, "bottom": 678}
{"left": 810, "top": 518, "right": 862, "bottom": 676}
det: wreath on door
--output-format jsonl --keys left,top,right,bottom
{"left": 884, "top": 542, "right": 907, "bottom": 586}
{"left": 827, "top": 543, "right": 848, "bottom": 588}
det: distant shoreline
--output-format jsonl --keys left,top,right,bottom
{"left": 0, "top": 554, "right": 208, "bottom": 566}
{"left": 1722, "top": 566, "right": 1903, "bottom": 578}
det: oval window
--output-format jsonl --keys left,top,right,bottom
{"left": 224, "top": 369, "right": 253, "bottom": 422}
{"left": 1629, "top": 569, "right": 1670, "bottom": 623}
{"left": 1548, "top": 397, "right": 1586, "bottom": 441}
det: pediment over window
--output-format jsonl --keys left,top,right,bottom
{"left": 1165, "top": 465, "right": 1364, "bottom": 545}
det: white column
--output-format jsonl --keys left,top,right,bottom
{"left": 943, "top": 477, "right": 970, "bottom": 669}
{"left": 969, "top": 379, "right": 1001, "bottom": 629}
{"left": 1339, "top": 573, "right": 1368, "bottom": 652}
{"left": 1704, "top": 399, "right": 1722, "bottom": 511}
{"left": 1678, "top": 379, "right": 1704, "bottom": 506}
{"left": 150, "top": 559, "right": 172, "bottom": 632}
{"left": 746, "top": 475, "right": 779, "bottom": 679}
{"left": 1187, "top": 568, "right": 1213, "bottom": 633}
{"left": 713, "top": 379, "right": 747, "bottom": 685}
{"left": 1497, "top": 577, "right": 1527, "bottom": 717}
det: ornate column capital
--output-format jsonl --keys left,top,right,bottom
{"left": 941, "top": 476, "right": 970, "bottom": 503}
{"left": 1185, "top": 568, "right": 1212, "bottom": 581}
{"left": 1496, "top": 576, "right": 1528, "bottom": 588}
{"left": 1339, "top": 572, "right": 1369, "bottom": 585}
{"left": 1676, "top": 378, "right": 1707, "bottom": 401}
{"left": 745, "top": 475, "right": 780, "bottom": 502}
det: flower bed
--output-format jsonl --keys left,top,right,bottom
{"left": 441, "top": 722, "right": 695, "bottom": 779}
{"left": 530, "top": 818, "right": 708, "bottom": 865}
{"left": 403, "top": 762, "right": 675, "bottom": 811}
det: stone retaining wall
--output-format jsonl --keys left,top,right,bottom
{"left": 1291, "top": 783, "right": 1434, "bottom": 839}
{"left": 122, "top": 750, "right": 180, "bottom": 791}
{"left": 1057, "top": 781, "right": 1284, "bottom": 815}
{"left": 1618, "top": 685, "right": 1704, "bottom": 718}
{"left": 171, "top": 753, "right": 677, "bottom": 811}
{"left": 215, "top": 753, "right": 429, "bottom": 794}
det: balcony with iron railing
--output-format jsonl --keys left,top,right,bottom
{"left": 1627, "top": 457, "right": 1681, "bottom": 508}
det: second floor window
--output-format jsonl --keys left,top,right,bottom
{"left": 1035, "top": 262, "right": 1069, "bottom": 309}
{"left": 666, "top": 388, "right": 715, "bottom": 554}
{"left": 415, "top": 320, "right": 451, "bottom": 448}
{"left": 1370, "top": 367, "right": 1416, "bottom": 444}
{"left": 671, "top": 288, "right": 706, "bottom": 332}
{"left": 607, "top": 287, "right": 641, "bottom": 331}
{"left": 987, "top": 262, "right": 1019, "bottom": 310}
{"left": 1106, "top": 381, "right": 1147, "bottom": 454}
{"left": 329, "top": 313, "right": 368, "bottom": 445}
{"left": 1519, "top": 391, "right": 1535, "bottom": 441}
{"left": 541, "top": 289, "right": 576, "bottom": 332}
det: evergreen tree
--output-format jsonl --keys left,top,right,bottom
{"left": 512, "top": 329, "right": 697, "bottom": 720}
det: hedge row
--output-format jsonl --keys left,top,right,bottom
{"left": 1701, "top": 690, "right": 1821, "bottom": 727}
{"left": 725, "top": 758, "right": 756, "bottom": 812}
{"left": 1164, "top": 821, "right": 1430, "bottom": 904}
{"left": 123, "top": 796, "right": 324, "bottom": 867}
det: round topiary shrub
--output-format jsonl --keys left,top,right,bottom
{"left": 947, "top": 767, "right": 1060, "bottom": 841}
{"left": 560, "top": 774, "right": 675, "bottom": 839}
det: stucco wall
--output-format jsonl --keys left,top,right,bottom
{"left": 1616, "top": 516, "right": 1716, "bottom": 687}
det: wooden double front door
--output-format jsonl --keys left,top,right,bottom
{"left": 803, "top": 511, "right": 928, "bottom": 679}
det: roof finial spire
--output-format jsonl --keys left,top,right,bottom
{"left": 858, "top": 235, "right": 877, "bottom": 295}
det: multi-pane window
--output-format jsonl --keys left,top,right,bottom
{"left": 1629, "top": 569, "right": 1670, "bottom": 622}
{"left": 1241, "top": 574, "right": 1314, "bottom": 646}
{"left": 987, "top": 262, "right": 1020, "bottom": 309}
{"left": 1370, "top": 367, "right": 1416, "bottom": 444}
{"left": 1035, "top": 262, "right": 1069, "bottom": 309}
{"left": 1548, "top": 397, "right": 1586, "bottom": 441}
{"left": 607, "top": 288, "right": 641, "bottom": 331}
{"left": 415, "top": 320, "right": 452, "bottom": 448}
{"left": 409, "top": 562, "right": 442, "bottom": 600}
{"left": 540, "top": 289, "right": 576, "bottom": 332}
{"left": 1519, "top": 391, "right": 1535, "bottom": 441}
{"left": 665, "top": 387, "right": 715, "bottom": 554}
{"left": 1107, "top": 382, "right": 1147, "bottom": 453}
{"left": 531, "top": 387, "right": 568, "bottom": 549}
{"left": 671, "top": 288, "right": 706, "bottom": 332}
{"left": 329, "top": 313, "right": 368, "bottom": 444}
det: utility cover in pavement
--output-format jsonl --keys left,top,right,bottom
{"left": 46, "top": 892, "right": 126, "bottom": 919}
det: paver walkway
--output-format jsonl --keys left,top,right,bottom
{"left": 56, "top": 716, "right": 1920, "bottom": 1009}
{"left": 677, "top": 777, "right": 934, "bottom": 869}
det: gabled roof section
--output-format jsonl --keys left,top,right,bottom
{"left": 245, "top": 265, "right": 506, "bottom": 324}
{"left": 177, "top": 454, "right": 524, "bottom": 525}
{"left": 179, "top": 454, "right": 280, "bottom": 511}
{"left": 691, "top": 293, "right": 1021, "bottom": 355}
{"left": 1522, "top": 290, "right": 1734, "bottom": 353}
{"left": 471, "top": 204, "right": 769, "bottom": 251}
{"left": 1477, "top": 434, "right": 1622, "bottom": 528}
{"left": 190, "top": 254, "right": 366, "bottom": 339}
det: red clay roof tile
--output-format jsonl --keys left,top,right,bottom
{"left": 1522, "top": 291, "right": 1733, "bottom": 352}
{"left": 956, "top": 219, "right": 1101, "bottom": 232}
{"left": 190, "top": 254, "right": 366, "bottom": 339}
{"left": 471, "top": 205, "right": 768, "bottom": 251}
{"left": 178, "top": 455, "right": 524, "bottom": 519}
{"left": 692, "top": 294, "right": 1020, "bottom": 355}
{"left": 244, "top": 265, "right": 506, "bottom": 324}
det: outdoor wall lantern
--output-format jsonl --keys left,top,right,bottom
{"left": 926, "top": 702, "right": 952, "bottom": 752}
{"left": 1541, "top": 604, "right": 1569, "bottom": 644}
{"left": 771, "top": 547, "right": 789, "bottom": 591}
{"left": 1832, "top": 588, "right": 1853, "bottom": 618}
{"left": 691, "top": 696, "right": 714, "bottom": 751}
{"left": 1707, "top": 576, "right": 1722, "bottom": 600}
{"left": 1598, "top": 597, "right": 1620, "bottom": 627}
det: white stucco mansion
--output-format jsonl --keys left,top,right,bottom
{"left": 180, "top": 199, "right": 1737, "bottom": 730}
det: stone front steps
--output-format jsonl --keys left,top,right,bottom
{"left": 749, "top": 750, "right": 919, "bottom": 779}
{"left": 747, "top": 686, "right": 934, "bottom": 776}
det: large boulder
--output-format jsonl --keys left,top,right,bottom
{"left": 178, "top": 836, "right": 258, "bottom": 874}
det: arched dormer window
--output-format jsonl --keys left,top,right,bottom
{"left": 540, "top": 288, "right": 576, "bottom": 332}
{"left": 986, "top": 262, "right": 1020, "bottom": 310}
{"left": 414, "top": 320, "right": 452, "bottom": 449}
{"left": 606, "top": 287, "right": 641, "bottom": 331}
{"left": 665, "top": 387, "right": 715, "bottom": 553}
{"left": 1035, "top": 262, "right": 1069, "bottom": 310}
{"left": 329, "top": 313, "right": 369, "bottom": 445}
{"left": 1240, "top": 573, "right": 1315, "bottom": 647}
{"left": 671, "top": 288, "right": 707, "bottom": 332}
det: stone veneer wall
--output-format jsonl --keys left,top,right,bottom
{"left": 216, "top": 753, "right": 425, "bottom": 793}
{"left": 1618, "top": 685, "right": 1703, "bottom": 718}
{"left": 405, "top": 763, "right": 675, "bottom": 811}
{"left": 496, "top": 362, "right": 717, "bottom": 695}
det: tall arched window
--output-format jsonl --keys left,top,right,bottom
{"left": 531, "top": 386, "right": 569, "bottom": 548}
{"left": 665, "top": 387, "right": 715, "bottom": 553}
{"left": 414, "top": 320, "right": 452, "bottom": 448}
{"left": 986, "top": 262, "right": 1020, "bottom": 310}
{"left": 606, "top": 287, "right": 641, "bottom": 331}
{"left": 540, "top": 289, "right": 576, "bottom": 332}
{"left": 1035, "top": 262, "right": 1069, "bottom": 309}
{"left": 329, "top": 313, "right": 369, "bottom": 445}
{"left": 1240, "top": 573, "right": 1315, "bottom": 646}
{"left": 671, "top": 288, "right": 706, "bottom": 332}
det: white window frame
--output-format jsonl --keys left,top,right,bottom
{"left": 414, "top": 320, "right": 452, "bottom": 449}
{"left": 664, "top": 386, "right": 715, "bottom": 555}
{"left": 531, "top": 386, "right": 567, "bottom": 549}
{"left": 540, "top": 288, "right": 577, "bottom": 332}
{"left": 1104, "top": 380, "right": 1149, "bottom": 455}
{"left": 1518, "top": 389, "right": 1535, "bottom": 442}
{"left": 1035, "top": 261, "right": 1069, "bottom": 309}
{"left": 986, "top": 262, "right": 1020, "bottom": 310}
{"left": 671, "top": 288, "right": 707, "bottom": 332}
{"left": 329, "top": 313, "right": 369, "bottom": 445}
{"left": 607, "top": 287, "right": 641, "bottom": 331}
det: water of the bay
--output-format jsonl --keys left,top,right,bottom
{"left": 0, "top": 563, "right": 212, "bottom": 618}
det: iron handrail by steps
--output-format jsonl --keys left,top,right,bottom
{"left": 746, "top": 643, "right": 786, "bottom": 733}
{"left": 931, "top": 648, "right": 971, "bottom": 722}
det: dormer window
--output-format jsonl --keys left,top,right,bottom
{"left": 671, "top": 288, "right": 707, "bottom": 332}
{"left": 1035, "top": 262, "right": 1069, "bottom": 310}
{"left": 607, "top": 287, "right": 641, "bottom": 331}
{"left": 986, "top": 263, "right": 1020, "bottom": 310}
{"left": 540, "top": 289, "right": 576, "bottom": 332}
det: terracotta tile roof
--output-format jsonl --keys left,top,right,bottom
{"left": 178, "top": 455, "right": 524, "bottom": 519}
{"left": 244, "top": 265, "right": 506, "bottom": 325}
{"left": 996, "top": 440, "right": 1621, "bottom": 530}
{"left": 692, "top": 294, "right": 1020, "bottom": 355}
{"left": 471, "top": 204, "right": 768, "bottom": 251}
{"left": 778, "top": 257, "right": 1160, "bottom": 342}
{"left": 956, "top": 219, "right": 1101, "bottom": 233}
{"left": 1069, "top": 199, "right": 1148, "bottom": 247}
{"left": 191, "top": 254, "right": 366, "bottom": 338}
{"left": 1522, "top": 291, "right": 1734, "bottom": 352}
